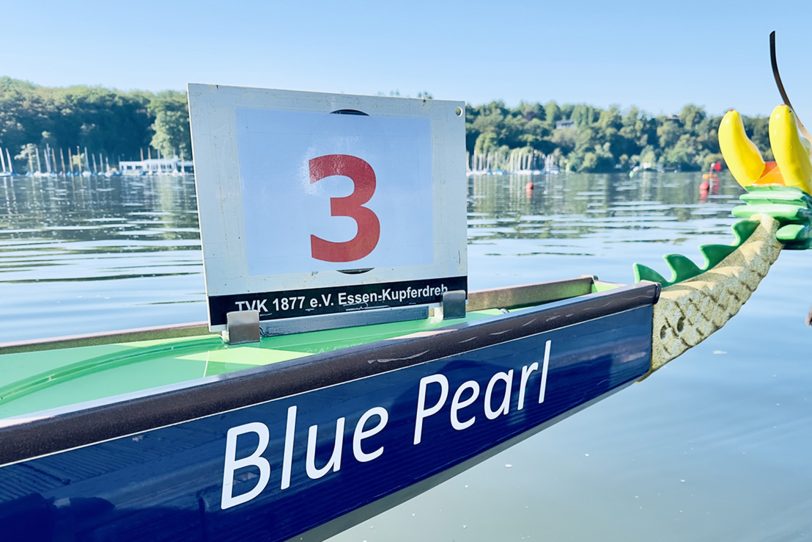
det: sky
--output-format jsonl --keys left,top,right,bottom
{"left": 2, "top": 0, "right": 812, "bottom": 117}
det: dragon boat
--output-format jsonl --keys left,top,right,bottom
{"left": 1, "top": 40, "right": 811, "bottom": 540}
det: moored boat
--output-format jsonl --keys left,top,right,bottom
{"left": 0, "top": 276, "right": 659, "bottom": 540}
{"left": 0, "top": 205, "right": 795, "bottom": 541}
{"left": 1, "top": 58, "right": 811, "bottom": 540}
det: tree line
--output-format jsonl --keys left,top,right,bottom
{"left": 0, "top": 77, "right": 189, "bottom": 172}
{"left": 466, "top": 101, "right": 771, "bottom": 172}
{"left": 0, "top": 77, "right": 772, "bottom": 173}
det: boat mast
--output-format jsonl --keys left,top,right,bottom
{"left": 44, "top": 144, "right": 52, "bottom": 175}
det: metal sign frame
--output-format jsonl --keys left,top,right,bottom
{"left": 188, "top": 84, "right": 467, "bottom": 331}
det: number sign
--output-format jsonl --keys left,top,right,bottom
{"left": 308, "top": 154, "right": 380, "bottom": 263}
{"left": 188, "top": 85, "right": 467, "bottom": 330}
{"left": 235, "top": 108, "right": 433, "bottom": 275}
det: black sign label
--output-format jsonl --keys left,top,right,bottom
{"left": 208, "top": 276, "right": 467, "bottom": 326}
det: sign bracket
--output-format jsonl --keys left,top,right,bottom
{"left": 224, "top": 310, "right": 261, "bottom": 345}
{"left": 258, "top": 305, "right": 430, "bottom": 338}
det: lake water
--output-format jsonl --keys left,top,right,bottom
{"left": 1, "top": 172, "right": 810, "bottom": 540}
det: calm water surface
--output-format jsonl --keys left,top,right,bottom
{"left": 0, "top": 173, "right": 810, "bottom": 541}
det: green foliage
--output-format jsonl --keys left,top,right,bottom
{"left": 0, "top": 76, "right": 771, "bottom": 175}
{"left": 465, "top": 99, "right": 759, "bottom": 173}
{"left": 0, "top": 77, "right": 181, "bottom": 172}
{"left": 148, "top": 91, "right": 191, "bottom": 159}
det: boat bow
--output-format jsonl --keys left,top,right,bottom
{"left": 647, "top": 214, "right": 782, "bottom": 373}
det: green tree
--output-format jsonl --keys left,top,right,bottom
{"left": 570, "top": 104, "right": 597, "bottom": 127}
{"left": 0, "top": 76, "right": 774, "bottom": 175}
{"left": 679, "top": 104, "right": 706, "bottom": 131}
{"left": 657, "top": 118, "right": 682, "bottom": 149}
{"left": 474, "top": 132, "right": 499, "bottom": 156}
{"left": 148, "top": 91, "right": 191, "bottom": 159}
{"left": 662, "top": 134, "right": 699, "bottom": 170}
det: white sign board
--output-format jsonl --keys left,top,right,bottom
{"left": 188, "top": 85, "right": 467, "bottom": 330}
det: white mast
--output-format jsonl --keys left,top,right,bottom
{"left": 44, "top": 144, "right": 52, "bottom": 174}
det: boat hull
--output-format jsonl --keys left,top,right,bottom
{"left": 0, "top": 285, "right": 656, "bottom": 541}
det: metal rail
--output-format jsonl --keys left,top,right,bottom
{"left": 0, "top": 322, "right": 209, "bottom": 355}
{"left": 0, "top": 277, "right": 604, "bottom": 355}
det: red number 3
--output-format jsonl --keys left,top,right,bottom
{"left": 309, "top": 154, "right": 381, "bottom": 262}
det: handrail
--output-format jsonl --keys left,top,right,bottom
{"left": 0, "top": 322, "right": 210, "bottom": 355}
{"left": 0, "top": 277, "right": 600, "bottom": 355}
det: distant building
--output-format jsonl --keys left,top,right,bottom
{"left": 119, "top": 157, "right": 194, "bottom": 176}
{"left": 555, "top": 119, "right": 575, "bottom": 129}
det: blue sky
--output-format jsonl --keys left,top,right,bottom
{"left": 2, "top": 0, "right": 811, "bottom": 116}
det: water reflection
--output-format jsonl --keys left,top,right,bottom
{"left": 0, "top": 172, "right": 744, "bottom": 341}
{"left": 468, "top": 172, "right": 741, "bottom": 243}
{"left": 465, "top": 172, "right": 743, "bottom": 290}
{"left": 0, "top": 175, "right": 204, "bottom": 342}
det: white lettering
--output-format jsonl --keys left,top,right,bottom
{"left": 414, "top": 374, "right": 448, "bottom": 445}
{"left": 484, "top": 370, "right": 514, "bottom": 420}
{"left": 305, "top": 417, "right": 345, "bottom": 479}
{"left": 221, "top": 422, "right": 271, "bottom": 510}
{"left": 280, "top": 406, "right": 296, "bottom": 490}
{"left": 539, "top": 340, "right": 551, "bottom": 404}
{"left": 518, "top": 362, "right": 539, "bottom": 410}
{"left": 450, "top": 380, "right": 480, "bottom": 430}
{"left": 353, "top": 407, "right": 388, "bottom": 462}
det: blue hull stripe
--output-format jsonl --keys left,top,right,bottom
{"left": 0, "top": 304, "right": 652, "bottom": 541}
